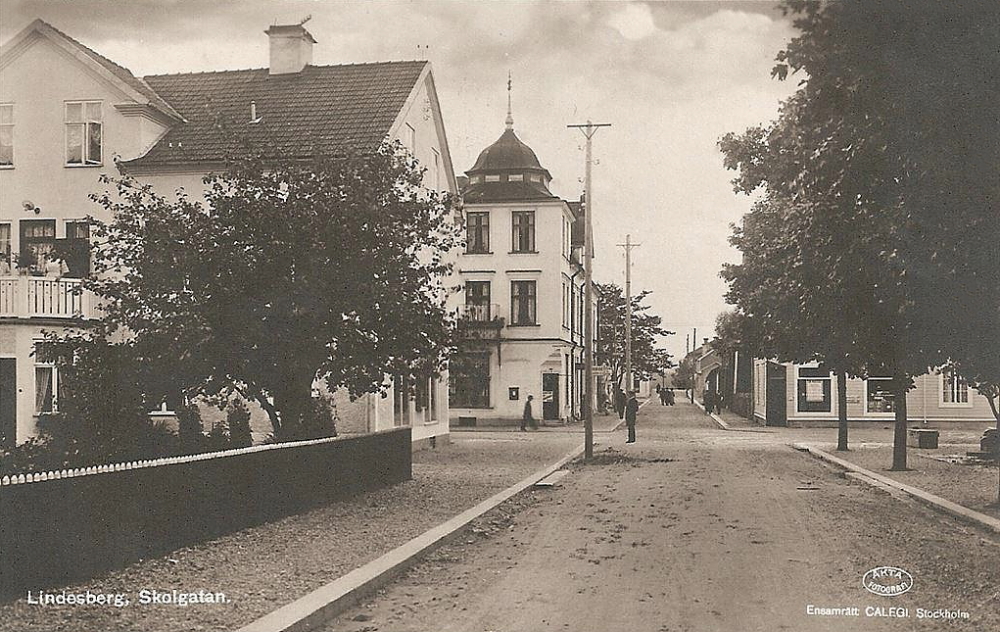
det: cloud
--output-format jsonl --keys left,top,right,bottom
{"left": 608, "top": 3, "right": 658, "bottom": 40}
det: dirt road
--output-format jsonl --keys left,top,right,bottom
{"left": 325, "top": 402, "right": 1000, "bottom": 632}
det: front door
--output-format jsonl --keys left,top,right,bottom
{"left": 765, "top": 362, "right": 787, "bottom": 427}
{"left": 542, "top": 373, "right": 560, "bottom": 420}
{"left": 0, "top": 358, "right": 16, "bottom": 449}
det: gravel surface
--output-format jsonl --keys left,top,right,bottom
{"left": 325, "top": 403, "right": 1000, "bottom": 632}
{"left": 814, "top": 444, "right": 1000, "bottom": 519}
{"left": 0, "top": 431, "right": 580, "bottom": 632}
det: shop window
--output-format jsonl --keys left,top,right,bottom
{"left": 449, "top": 353, "right": 490, "bottom": 408}
{"left": 865, "top": 376, "right": 895, "bottom": 414}
{"left": 797, "top": 366, "right": 832, "bottom": 413}
{"left": 940, "top": 369, "right": 970, "bottom": 406}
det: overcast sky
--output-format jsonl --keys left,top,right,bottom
{"left": 1, "top": 0, "right": 800, "bottom": 362}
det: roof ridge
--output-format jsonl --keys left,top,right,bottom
{"left": 143, "top": 59, "right": 427, "bottom": 80}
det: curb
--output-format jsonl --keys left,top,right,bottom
{"left": 792, "top": 443, "right": 1000, "bottom": 536}
{"left": 692, "top": 399, "right": 731, "bottom": 431}
{"left": 235, "top": 442, "right": 588, "bottom": 632}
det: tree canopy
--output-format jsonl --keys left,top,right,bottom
{"left": 719, "top": 0, "right": 1000, "bottom": 468}
{"left": 595, "top": 282, "right": 673, "bottom": 388}
{"left": 48, "top": 143, "right": 459, "bottom": 441}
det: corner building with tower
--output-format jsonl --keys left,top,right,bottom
{"left": 449, "top": 106, "right": 596, "bottom": 427}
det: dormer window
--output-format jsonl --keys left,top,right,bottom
{"left": 529, "top": 173, "right": 542, "bottom": 183}
{"left": 471, "top": 175, "right": 483, "bottom": 184}
{"left": 509, "top": 174, "right": 524, "bottom": 182}
{"left": 485, "top": 174, "right": 500, "bottom": 182}
{"left": 66, "top": 101, "right": 102, "bottom": 166}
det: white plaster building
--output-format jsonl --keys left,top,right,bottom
{"left": 449, "top": 107, "right": 595, "bottom": 426}
{"left": 0, "top": 19, "right": 456, "bottom": 448}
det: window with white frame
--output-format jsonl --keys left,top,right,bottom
{"left": 0, "top": 222, "right": 11, "bottom": 271}
{"left": 431, "top": 147, "right": 441, "bottom": 190}
{"left": 34, "top": 352, "right": 57, "bottom": 415}
{"left": 796, "top": 365, "right": 832, "bottom": 413}
{"left": 511, "top": 280, "right": 537, "bottom": 325}
{"left": 865, "top": 376, "right": 896, "bottom": 414}
{"left": 466, "top": 212, "right": 490, "bottom": 253}
{"left": 509, "top": 173, "right": 523, "bottom": 181}
{"left": 403, "top": 123, "right": 415, "bottom": 153}
{"left": 511, "top": 211, "right": 535, "bottom": 253}
{"left": 940, "top": 368, "right": 970, "bottom": 406}
{"left": 66, "top": 101, "right": 103, "bottom": 165}
{"left": 0, "top": 104, "right": 13, "bottom": 166}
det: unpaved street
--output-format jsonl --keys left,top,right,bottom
{"left": 326, "top": 402, "right": 1000, "bottom": 632}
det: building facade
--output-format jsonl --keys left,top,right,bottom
{"left": 0, "top": 19, "right": 456, "bottom": 448}
{"left": 752, "top": 360, "right": 996, "bottom": 426}
{"left": 449, "top": 108, "right": 595, "bottom": 426}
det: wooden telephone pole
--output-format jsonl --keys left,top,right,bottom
{"left": 568, "top": 120, "right": 610, "bottom": 460}
{"left": 617, "top": 234, "right": 640, "bottom": 393}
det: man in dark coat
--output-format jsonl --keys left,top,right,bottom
{"left": 521, "top": 394, "right": 538, "bottom": 431}
{"left": 625, "top": 391, "right": 639, "bottom": 443}
{"left": 614, "top": 387, "right": 627, "bottom": 420}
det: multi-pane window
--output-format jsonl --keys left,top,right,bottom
{"left": 464, "top": 280, "right": 491, "bottom": 321}
{"left": 941, "top": 369, "right": 969, "bottom": 405}
{"left": 34, "top": 353, "right": 57, "bottom": 414}
{"left": 0, "top": 223, "right": 10, "bottom": 271}
{"left": 796, "top": 366, "right": 832, "bottom": 413}
{"left": 511, "top": 280, "right": 537, "bottom": 326}
{"left": 66, "top": 101, "right": 103, "bottom": 165}
{"left": 466, "top": 212, "right": 490, "bottom": 253}
{"left": 20, "top": 219, "right": 56, "bottom": 272}
{"left": 0, "top": 104, "right": 12, "bottom": 166}
{"left": 61, "top": 220, "right": 91, "bottom": 278}
{"left": 449, "top": 353, "right": 490, "bottom": 408}
{"left": 865, "top": 376, "right": 895, "bottom": 413}
{"left": 511, "top": 211, "right": 535, "bottom": 253}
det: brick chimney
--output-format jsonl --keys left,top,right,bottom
{"left": 265, "top": 23, "right": 316, "bottom": 75}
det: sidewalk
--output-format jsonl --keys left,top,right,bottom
{"left": 0, "top": 431, "right": 584, "bottom": 632}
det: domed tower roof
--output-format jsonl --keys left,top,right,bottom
{"left": 467, "top": 128, "right": 550, "bottom": 178}
{"left": 463, "top": 79, "right": 556, "bottom": 202}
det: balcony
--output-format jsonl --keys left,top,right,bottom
{"left": 458, "top": 303, "right": 502, "bottom": 324}
{"left": 0, "top": 276, "right": 95, "bottom": 320}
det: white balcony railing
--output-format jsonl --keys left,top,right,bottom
{"left": 0, "top": 276, "right": 94, "bottom": 319}
{"left": 459, "top": 303, "right": 501, "bottom": 323}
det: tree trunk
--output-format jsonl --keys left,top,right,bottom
{"left": 271, "top": 369, "right": 318, "bottom": 442}
{"left": 890, "top": 374, "right": 909, "bottom": 471}
{"left": 836, "top": 370, "right": 849, "bottom": 451}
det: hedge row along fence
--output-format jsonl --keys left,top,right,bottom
{"left": 0, "top": 427, "right": 411, "bottom": 595}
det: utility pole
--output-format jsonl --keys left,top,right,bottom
{"left": 617, "top": 234, "right": 640, "bottom": 394}
{"left": 568, "top": 120, "right": 611, "bottom": 460}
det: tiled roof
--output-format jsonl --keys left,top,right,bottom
{"left": 38, "top": 21, "right": 182, "bottom": 121}
{"left": 123, "top": 61, "right": 427, "bottom": 168}
{"left": 462, "top": 181, "right": 559, "bottom": 203}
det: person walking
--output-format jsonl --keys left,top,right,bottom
{"left": 666, "top": 388, "right": 675, "bottom": 406}
{"left": 521, "top": 394, "right": 538, "bottom": 431}
{"left": 625, "top": 391, "right": 639, "bottom": 443}
{"left": 614, "top": 387, "right": 626, "bottom": 420}
{"left": 704, "top": 388, "right": 715, "bottom": 415}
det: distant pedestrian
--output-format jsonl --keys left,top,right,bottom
{"left": 625, "top": 391, "right": 639, "bottom": 443}
{"left": 521, "top": 395, "right": 538, "bottom": 431}
{"left": 659, "top": 386, "right": 668, "bottom": 406}
{"left": 666, "top": 388, "right": 675, "bottom": 406}
{"left": 704, "top": 389, "right": 715, "bottom": 415}
{"left": 614, "top": 387, "right": 626, "bottom": 420}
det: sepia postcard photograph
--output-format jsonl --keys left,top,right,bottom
{"left": 0, "top": 1, "right": 997, "bottom": 631}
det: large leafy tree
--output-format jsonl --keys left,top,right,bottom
{"left": 56, "top": 143, "right": 459, "bottom": 441}
{"left": 595, "top": 283, "right": 673, "bottom": 390}
{"left": 720, "top": 1, "right": 1000, "bottom": 469}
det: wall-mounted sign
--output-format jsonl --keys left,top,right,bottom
{"left": 509, "top": 387, "right": 519, "bottom": 401}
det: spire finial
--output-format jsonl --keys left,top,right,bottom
{"left": 505, "top": 71, "right": 514, "bottom": 130}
